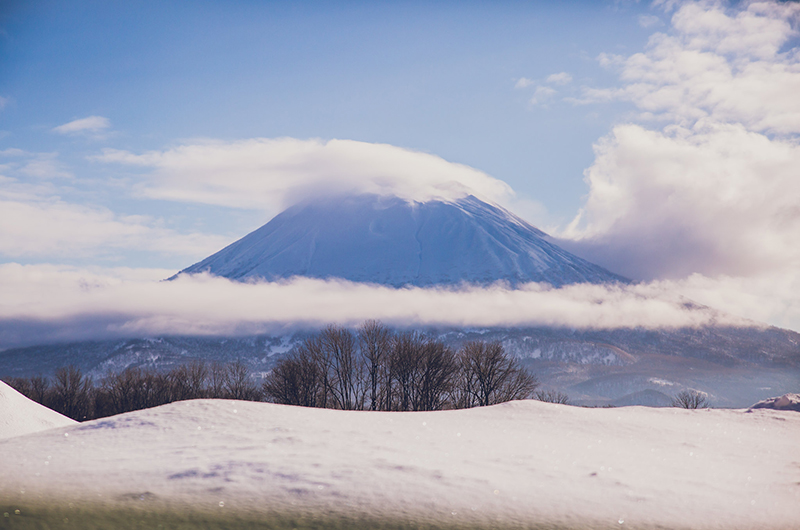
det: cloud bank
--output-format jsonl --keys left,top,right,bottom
{"left": 0, "top": 264, "right": 748, "bottom": 349}
{"left": 94, "top": 138, "right": 515, "bottom": 213}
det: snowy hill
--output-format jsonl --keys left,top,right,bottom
{"left": 175, "top": 194, "right": 627, "bottom": 287}
{"left": 1, "top": 399, "right": 798, "bottom": 529}
{"left": 0, "top": 381, "right": 76, "bottom": 439}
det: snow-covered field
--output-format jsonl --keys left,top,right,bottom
{"left": 1, "top": 382, "right": 799, "bottom": 529}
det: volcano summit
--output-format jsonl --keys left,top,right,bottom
{"left": 175, "top": 194, "right": 627, "bottom": 287}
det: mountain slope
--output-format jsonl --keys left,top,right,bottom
{"left": 176, "top": 194, "right": 627, "bottom": 287}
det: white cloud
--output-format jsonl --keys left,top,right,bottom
{"left": 584, "top": 1, "right": 800, "bottom": 133}
{"left": 52, "top": 116, "right": 111, "bottom": 135}
{"left": 0, "top": 264, "right": 749, "bottom": 347}
{"left": 557, "top": 0, "right": 800, "bottom": 332}
{"left": 638, "top": 15, "right": 662, "bottom": 29}
{"left": 0, "top": 196, "right": 230, "bottom": 260}
{"left": 0, "top": 96, "right": 8, "bottom": 111}
{"left": 515, "top": 77, "right": 536, "bottom": 88}
{"left": 545, "top": 72, "right": 572, "bottom": 85}
{"left": 560, "top": 121, "right": 800, "bottom": 280}
{"left": 656, "top": 270, "right": 800, "bottom": 333}
{"left": 0, "top": 149, "right": 73, "bottom": 179}
{"left": 529, "top": 86, "right": 557, "bottom": 105}
{"left": 0, "top": 148, "right": 27, "bottom": 157}
{"left": 18, "top": 156, "right": 73, "bottom": 179}
{"left": 0, "top": 147, "right": 229, "bottom": 260}
{"left": 94, "top": 138, "right": 516, "bottom": 212}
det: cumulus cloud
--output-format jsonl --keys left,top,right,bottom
{"left": 52, "top": 116, "right": 111, "bottom": 135}
{"left": 560, "top": 120, "right": 800, "bottom": 280}
{"left": 561, "top": 1, "right": 800, "bottom": 269}
{"left": 556, "top": 0, "right": 800, "bottom": 332}
{"left": 0, "top": 264, "right": 748, "bottom": 348}
{"left": 93, "top": 138, "right": 515, "bottom": 212}
{"left": 578, "top": 1, "right": 800, "bottom": 133}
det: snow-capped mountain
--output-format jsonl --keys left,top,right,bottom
{"left": 175, "top": 194, "right": 627, "bottom": 287}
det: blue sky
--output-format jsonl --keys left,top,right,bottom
{"left": 1, "top": 0, "right": 800, "bottom": 340}
{"left": 1, "top": 1, "right": 654, "bottom": 241}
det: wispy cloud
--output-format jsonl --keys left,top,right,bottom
{"left": 0, "top": 197, "right": 231, "bottom": 260}
{"left": 545, "top": 72, "right": 572, "bottom": 85}
{"left": 0, "top": 149, "right": 72, "bottom": 179}
{"left": 515, "top": 73, "right": 571, "bottom": 105}
{"left": 52, "top": 116, "right": 111, "bottom": 137}
{"left": 0, "top": 148, "right": 27, "bottom": 157}
{"left": 0, "top": 264, "right": 750, "bottom": 348}
{"left": 93, "top": 138, "right": 516, "bottom": 212}
{"left": 637, "top": 14, "right": 661, "bottom": 28}
{"left": 529, "top": 86, "right": 557, "bottom": 106}
{"left": 515, "top": 77, "right": 535, "bottom": 89}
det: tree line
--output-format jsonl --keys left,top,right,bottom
{"left": 262, "top": 321, "right": 539, "bottom": 411}
{"left": 4, "top": 321, "right": 555, "bottom": 421}
{"left": 4, "top": 360, "right": 262, "bottom": 421}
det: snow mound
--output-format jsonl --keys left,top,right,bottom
{"left": 749, "top": 393, "right": 800, "bottom": 412}
{"left": 175, "top": 194, "right": 627, "bottom": 287}
{"left": 0, "top": 381, "right": 76, "bottom": 439}
{"left": 1, "top": 399, "right": 798, "bottom": 529}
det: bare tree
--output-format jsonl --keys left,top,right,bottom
{"left": 169, "top": 360, "right": 209, "bottom": 401}
{"left": 415, "top": 340, "right": 458, "bottom": 411}
{"left": 672, "top": 389, "right": 709, "bottom": 409}
{"left": 4, "top": 375, "right": 51, "bottom": 406}
{"left": 29, "top": 375, "right": 51, "bottom": 405}
{"left": 389, "top": 332, "right": 426, "bottom": 411}
{"left": 100, "top": 367, "right": 172, "bottom": 415}
{"left": 455, "top": 341, "right": 538, "bottom": 408}
{"left": 207, "top": 362, "right": 228, "bottom": 398}
{"left": 534, "top": 389, "right": 570, "bottom": 405}
{"left": 358, "top": 320, "right": 391, "bottom": 411}
{"left": 52, "top": 365, "right": 93, "bottom": 420}
{"left": 319, "top": 325, "right": 364, "bottom": 410}
{"left": 224, "top": 360, "right": 261, "bottom": 401}
{"left": 263, "top": 345, "right": 324, "bottom": 406}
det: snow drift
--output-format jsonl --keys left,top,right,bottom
{"left": 750, "top": 393, "right": 800, "bottom": 412}
{"left": 0, "top": 381, "right": 76, "bottom": 439}
{"left": 1, "top": 399, "right": 798, "bottom": 529}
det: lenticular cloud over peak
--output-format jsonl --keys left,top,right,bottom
{"left": 95, "top": 138, "right": 515, "bottom": 213}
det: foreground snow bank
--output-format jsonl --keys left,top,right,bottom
{"left": 750, "top": 393, "right": 800, "bottom": 412}
{"left": 0, "top": 381, "right": 76, "bottom": 439}
{"left": 0, "top": 399, "right": 798, "bottom": 529}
